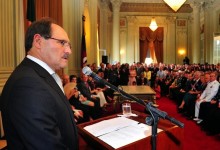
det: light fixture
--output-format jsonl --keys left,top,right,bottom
{"left": 149, "top": 17, "right": 158, "bottom": 31}
{"left": 145, "top": 58, "right": 153, "bottom": 66}
{"left": 163, "top": 0, "right": 186, "bottom": 12}
{"left": 178, "top": 49, "right": 185, "bottom": 56}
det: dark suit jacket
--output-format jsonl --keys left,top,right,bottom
{"left": 0, "top": 58, "right": 78, "bottom": 150}
{"left": 76, "top": 81, "right": 92, "bottom": 100}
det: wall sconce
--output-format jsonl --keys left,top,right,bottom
{"left": 120, "top": 50, "right": 124, "bottom": 55}
{"left": 178, "top": 49, "right": 185, "bottom": 56}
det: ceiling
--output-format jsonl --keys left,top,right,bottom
{"left": 104, "top": 0, "right": 216, "bottom": 13}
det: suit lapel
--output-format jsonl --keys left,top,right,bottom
{"left": 21, "top": 58, "right": 76, "bottom": 124}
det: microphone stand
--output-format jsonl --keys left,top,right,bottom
{"left": 146, "top": 102, "right": 161, "bottom": 150}
{"left": 85, "top": 71, "right": 184, "bottom": 150}
{"left": 105, "top": 84, "right": 183, "bottom": 150}
{"left": 115, "top": 87, "right": 184, "bottom": 150}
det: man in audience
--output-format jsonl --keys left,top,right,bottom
{"left": 197, "top": 87, "right": 220, "bottom": 125}
{"left": 63, "top": 73, "right": 70, "bottom": 86}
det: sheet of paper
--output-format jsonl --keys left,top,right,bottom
{"left": 84, "top": 117, "right": 163, "bottom": 149}
{"left": 98, "top": 123, "right": 163, "bottom": 149}
{"left": 84, "top": 117, "right": 139, "bottom": 137}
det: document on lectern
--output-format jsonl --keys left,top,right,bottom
{"left": 84, "top": 117, "right": 163, "bottom": 149}
{"left": 84, "top": 117, "right": 139, "bottom": 137}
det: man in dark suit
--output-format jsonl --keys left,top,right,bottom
{"left": 0, "top": 18, "right": 78, "bottom": 149}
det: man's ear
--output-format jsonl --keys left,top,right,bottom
{"left": 33, "top": 34, "right": 42, "bottom": 49}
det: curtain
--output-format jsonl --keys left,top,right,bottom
{"left": 23, "top": 0, "right": 62, "bottom": 31}
{"left": 139, "top": 27, "right": 164, "bottom": 63}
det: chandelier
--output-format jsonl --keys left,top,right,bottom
{"left": 149, "top": 17, "right": 158, "bottom": 31}
{"left": 163, "top": 0, "right": 186, "bottom": 12}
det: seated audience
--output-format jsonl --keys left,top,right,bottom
{"left": 197, "top": 87, "right": 220, "bottom": 125}
{"left": 178, "top": 71, "right": 203, "bottom": 112}
{"left": 193, "top": 72, "right": 219, "bottom": 122}
{"left": 77, "top": 74, "right": 102, "bottom": 119}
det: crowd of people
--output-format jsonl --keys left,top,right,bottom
{"left": 63, "top": 62, "right": 220, "bottom": 136}
{"left": 1, "top": 17, "right": 219, "bottom": 149}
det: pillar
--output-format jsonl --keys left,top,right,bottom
{"left": 110, "top": 0, "right": 122, "bottom": 63}
{"left": 190, "top": 3, "right": 201, "bottom": 64}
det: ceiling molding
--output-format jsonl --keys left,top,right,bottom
{"left": 119, "top": 3, "right": 193, "bottom": 13}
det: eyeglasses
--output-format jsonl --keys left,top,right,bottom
{"left": 45, "top": 37, "right": 72, "bottom": 50}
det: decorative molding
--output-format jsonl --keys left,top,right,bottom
{"left": 100, "top": 0, "right": 110, "bottom": 11}
{"left": 120, "top": 3, "right": 192, "bottom": 13}
{"left": 110, "top": 0, "right": 122, "bottom": 12}
{"left": 176, "top": 19, "right": 187, "bottom": 28}
{"left": 188, "top": 16, "right": 194, "bottom": 23}
{"left": 176, "top": 30, "right": 187, "bottom": 35}
{"left": 126, "top": 16, "right": 137, "bottom": 24}
{"left": 120, "top": 18, "right": 127, "bottom": 27}
{"left": 166, "top": 16, "right": 177, "bottom": 23}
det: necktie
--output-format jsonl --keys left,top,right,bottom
{"left": 52, "top": 73, "right": 64, "bottom": 93}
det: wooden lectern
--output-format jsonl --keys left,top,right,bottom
{"left": 77, "top": 111, "right": 184, "bottom": 150}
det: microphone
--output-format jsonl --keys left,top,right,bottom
{"left": 82, "top": 66, "right": 184, "bottom": 128}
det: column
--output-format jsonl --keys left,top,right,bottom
{"left": 15, "top": 0, "right": 25, "bottom": 64}
{"left": 120, "top": 28, "right": 127, "bottom": 64}
{"left": 126, "top": 16, "right": 136, "bottom": 64}
{"left": 0, "top": 0, "right": 24, "bottom": 92}
{"left": 86, "top": 0, "right": 98, "bottom": 65}
{"left": 62, "top": 0, "right": 84, "bottom": 74}
{"left": 203, "top": 2, "right": 215, "bottom": 63}
{"left": 99, "top": 0, "right": 110, "bottom": 51}
{"left": 165, "top": 16, "right": 176, "bottom": 64}
{"left": 190, "top": 3, "right": 201, "bottom": 64}
{"left": 110, "top": 0, "right": 122, "bottom": 63}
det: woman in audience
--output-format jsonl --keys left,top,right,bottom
{"left": 68, "top": 87, "right": 93, "bottom": 124}
{"left": 143, "top": 66, "right": 151, "bottom": 86}
{"left": 64, "top": 74, "right": 77, "bottom": 100}
{"left": 128, "top": 65, "right": 137, "bottom": 85}
{"left": 87, "top": 75, "right": 108, "bottom": 107}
